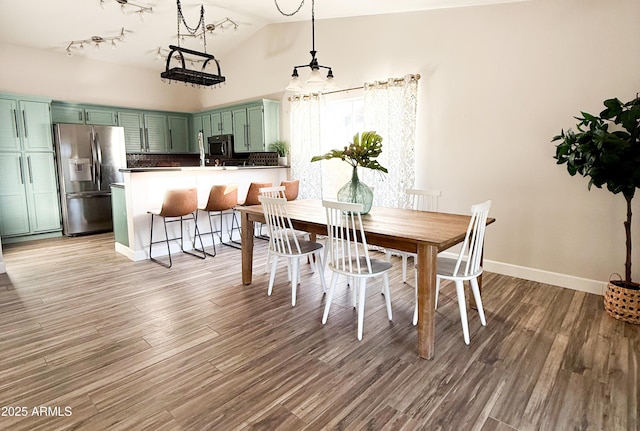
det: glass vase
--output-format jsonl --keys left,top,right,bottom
{"left": 337, "top": 166, "right": 374, "bottom": 214}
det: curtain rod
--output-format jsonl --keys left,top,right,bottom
{"left": 288, "top": 73, "right": 420, "bottom": 101}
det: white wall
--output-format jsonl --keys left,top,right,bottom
{"left": 209, "top": 0, "right": 640, "bottom": 291}
{"left": 0, "top": 42, "right": 200, "bottom": 112}
{"left": 1, "top": 0, "right": 638, "bottom": 291}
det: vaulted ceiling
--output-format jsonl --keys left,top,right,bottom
{"left": 0, "top": 0, "right": 526, "bottom": 70}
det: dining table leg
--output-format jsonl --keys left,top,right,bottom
{"left": 416, "top": 243, "right": 437, "bottom": 360}
{"left": 241, "top": 211, "right": 254, "bottom": 285}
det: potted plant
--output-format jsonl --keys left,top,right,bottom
{"left": 269, "top": 140, "right": 290, "bottom": 166}
{"left": 311, "top": 131, "right": 387, "bottom": 214}
{"left": 552, "top": 95, "right": 640, "bottom": 323}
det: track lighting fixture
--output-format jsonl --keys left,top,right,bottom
{"left": 65, "top": 28, "right": 129, "bottom": 57}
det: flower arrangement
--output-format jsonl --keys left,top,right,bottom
{"left": 310, "top": 131, "right": 387, "bottom": 173}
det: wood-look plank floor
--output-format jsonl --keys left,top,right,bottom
{"left": 0, "top": 233, "right": 638, "bottom": 431}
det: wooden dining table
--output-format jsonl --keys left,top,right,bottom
{"left": 235, "top": 199, "right": 495, "bottom": 360}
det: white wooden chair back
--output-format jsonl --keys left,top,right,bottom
{"left": 322, "top": 200, "right": 373, "bottom": 275}
{"left": 406, "top": 189, "right": 441, "bottom": 211}
{"left": 259, "top": 185, "right": 286, "bottom": 198}
{"left": 258, "top": 195, "right": 301, "bottom": 256}
{"left": 452, "top": 200, "right": 491, "bottom": 277}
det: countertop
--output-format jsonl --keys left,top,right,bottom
{"left": 120, "top": 165, "right": 289, "bottom": 173}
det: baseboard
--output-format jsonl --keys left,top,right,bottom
{"left": 1, "top": 231, "right": 62, "bottom": 244}
{"left": 485, "top": 260, "right": 606, "bottom": 296}
{"left": 437, "top": 252, "right": 606, "bottom": 296}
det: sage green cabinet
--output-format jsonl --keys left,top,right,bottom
{"left": 191, "top": 109, "right": 232, "bottom": 150}
{"left": 118, "top": 111, "right": 168, "bottom": 153}
{"left": 232, "top": 100, "right": 280, "bottom": 153}
{"left": 111, "top": 184, "right": 128, "bottom": 247}
{"left": 118, "top": 111, "right": 190, "bottom": 153}
{"left": 0, "top": 98, "right": 53, "bottom": 152}
{"left": 212, "top": 110, "right": 233, "bottom": 135}
{"left": 51, "top": 103, "right": 118, "bottom": 126}
{"left": 0, "top": 94, "right": 61, "bottom": 239}
{"left": 168, "top": 115, "right": 190, "bottom": 152}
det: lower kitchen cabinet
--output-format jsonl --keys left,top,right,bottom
{"left": 0, "top": 152, "right": 61, "bottom": 238}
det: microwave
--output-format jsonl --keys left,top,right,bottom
{"left": 208, "top": 134, "right": 234, "bottom": 159}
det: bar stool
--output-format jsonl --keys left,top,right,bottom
{"left": 230, "top": 181, "right": 272, "bottom": 244}
{"left": 196, "top": 184, "right": 239, "bottom": 256}
{"left": 148, "top": 188, "right": 205, "bottom": 268}
{"left": 280, "top": 179, "right": 300, "bottom": 201}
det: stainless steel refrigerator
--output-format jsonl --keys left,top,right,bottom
{"left": 54, "top": 124, "right": 126, "bottom": 236}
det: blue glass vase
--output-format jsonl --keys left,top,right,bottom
{"left": 337, "top": 166, "right": 374, "bottom": 214}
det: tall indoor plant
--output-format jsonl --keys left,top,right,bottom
{"left": 311, "top": 131, "right": 387, "bottom": 214}
{"left": 552, "top": 95, "right": 640, "bottom": 321}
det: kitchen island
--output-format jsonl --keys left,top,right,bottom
{"left": 116, "top": 166, "right": 289, "bottom": 261}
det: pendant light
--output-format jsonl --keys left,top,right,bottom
{"left": 276, "top": 0, "right": 337, "bottom": 93}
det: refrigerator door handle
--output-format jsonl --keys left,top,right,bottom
{"left": 90, "top": 129, "right": 98, "bottom": 186}
{"left": 95, "top": 133, "right": 103, "bottom": 189}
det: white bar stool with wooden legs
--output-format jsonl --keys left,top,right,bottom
{"left": 148, "top": 188, "right": 205, "bottom": 268}
{"left": 196, "top": 184, "right": 239, "bottom": 256}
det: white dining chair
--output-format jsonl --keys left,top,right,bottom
{"left": 258, "top": 195, "right": 327, "bottom": 306}
{"left": 259, "top": 186, "right": 310, "bottom": 274}
{"left": 322, "top": 200, "right": 393, "bottom": 341}
{"left": 414, "top": 200, "right": 491, "bottom": 344}
{"left": 385, "top": 189, "right": 441, "bottom": 282}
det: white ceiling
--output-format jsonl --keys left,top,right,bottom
{"left": 0, "top": 0, "right": 524, "bottom": 71}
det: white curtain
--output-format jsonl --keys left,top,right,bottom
{"left": 289, "top": 75, "right": 418, "bottom": 205}
{"left": 362, "top": 74, "right": 419, "bottom": 208}
{"left": 290, "top": 94, "right": 324, "bottom": 199}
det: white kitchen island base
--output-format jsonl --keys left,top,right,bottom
{"left": 118, "top": 166, "right": 289, "bottom": 262}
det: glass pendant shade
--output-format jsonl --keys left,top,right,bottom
{"left": 306, "top": 68, "right": 324, "bottom": 85}
{"left": 286, "top": 76, "right": 304, "bottom": 92}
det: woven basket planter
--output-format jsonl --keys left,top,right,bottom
{"left": 604, "top": 274, "right": 640, "bottom": 325}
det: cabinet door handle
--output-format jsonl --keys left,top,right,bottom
{"left": 139, "top": 128, "right": 144, "bottom": 151}
{"left": 22, "top": 110, "right": 28, "bottom": 138}
{"left": 85, "top": 111, "right": 89, "bottom": 123}
{"left": 145, "top": 128, "right": 150, "bottom": 151}
{"left": 18, "top": 156, "right": 25, "bottom": 184}
{"left": 27, "top": 155, "right": 33, "bottom": 184}
{"left": 169, "top": 129, "right": 173, "bottom": 150}
{"left": 13, "top": 109, "right": 19, "bottom": 138}
{"left": 79, "top": 111, "right": 83, "bottom": 122}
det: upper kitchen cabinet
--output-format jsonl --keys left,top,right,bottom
{"left": 191, "top": 108, "right": 232, "bottom": 150}
{"left": 232, "top": 100, "right": 280, "bottom": 153}
{"left": 211, "top": 109, "right": 233, "bottom": 136}
{"left": 167, "top": 115, "right": 190, "bottom": 153}
{"left": 118, "top": 110, "right": 190, "bottom": 153}
{"left": 118, "top": 111, "right": 169, "bottom": 153}
{"left": 0, "top": 96, "right": 53, "bottom": 152}
{"left": 51, "top": 102, "right": 118, "bottom": 126}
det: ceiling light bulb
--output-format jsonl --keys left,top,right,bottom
{"left": 95, "top": 42, "right": 100, "bottom": 51}
{"left": 79, "top": 43, "right": 85, "bottom": 53}
{"left": 100, "top": 0, "right": 105, "bottom": 9}
{"left": 121, "top": 4, "right": 126, "bottom": 13}
{"left": 138, "top": 11, "right": 144, "bottom": 21}
{"left": 306, "top": 68, "right": 325, "bottom": 85}
{"left": 155, "top": 48, "right": 162, "bottom": 60}
{"left": 111, "top": 40, "right": 117, "bottom": 50}
{"left": 66, "top": 49, "right": 73, "bottom": 57}
{"left": 233, "top": 25, "right": 238, "bottom": 35}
